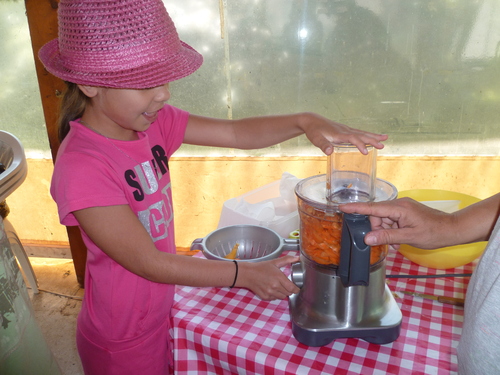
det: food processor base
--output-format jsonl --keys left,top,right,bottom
{"left": 289, "top": 285, "right": 402, "bottom": 347}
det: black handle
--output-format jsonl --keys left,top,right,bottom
{"left": 338, "top": 213, "right": 371, "bottom": 287}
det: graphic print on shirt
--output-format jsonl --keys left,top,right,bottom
{"left": 124, "top": 144, "right": 173, "bottom": 243}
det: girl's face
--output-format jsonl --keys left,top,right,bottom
{"left": 81, "top": 83, "right": 171, "bottom": 140}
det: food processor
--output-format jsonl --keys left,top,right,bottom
{"left": 289, "top": 144, "right": 402, "bottom": 346}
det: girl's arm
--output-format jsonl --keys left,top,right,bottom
{"left": 183, "top": 112, "right": 388, "bottom": 155}
{"left": 73, "top": 204, "right": 300, "bottom": 300}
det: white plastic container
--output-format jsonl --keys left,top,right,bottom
{"left": 217, "top": 179, "right": 299, "bottom": 239}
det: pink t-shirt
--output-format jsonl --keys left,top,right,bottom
{"left": 51, "top": 105, "right": 188, "bottom": 350}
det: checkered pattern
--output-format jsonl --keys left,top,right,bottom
{"left": 172, "top": 251, "right": 474, "bottom": 374}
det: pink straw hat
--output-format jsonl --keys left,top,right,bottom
{"left": 39, "top": 0, "right": 203, "bottom": 89}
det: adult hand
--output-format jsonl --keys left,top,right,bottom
{"left": 238, "top": 255, "right": 300, "bottom": 301}
{"left": 340, "top": 198, "right": 456, "bottom": 250}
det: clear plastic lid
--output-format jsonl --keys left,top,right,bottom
{"left": 296, "top": 174, "right": 397, "bottom": 209}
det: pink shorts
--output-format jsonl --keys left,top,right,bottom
{"left": 76, "top": 318, "right": 173, "bottom": 375}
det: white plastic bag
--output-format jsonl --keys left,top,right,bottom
{"left": 217, "top": 172, "right": 300, "bottom": 238}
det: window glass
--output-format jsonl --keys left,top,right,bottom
{"left": 169, "top": 0, "right": 500, "bottom": 156}
{"left": 0, "top": 1, "right": 50, "bottom": 158}
{"left": 2, "top": 0, "right": 500, "bottom": 158}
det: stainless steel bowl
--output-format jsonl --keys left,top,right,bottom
{"left": 190, "top": 224, "right": 299, "bottom": 262}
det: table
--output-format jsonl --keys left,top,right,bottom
{"left": 171, "top": 250, "right": 474, "bottom": 374}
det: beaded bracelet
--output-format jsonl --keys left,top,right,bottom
{"left": 230, "top": 260, "right": 239, "bottom": 288}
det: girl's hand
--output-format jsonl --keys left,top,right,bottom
{"left": 299, "top": 112, "right": 388, "bottom": 155}
{"left": 237, "top": 255, "right": 300, "bottom": 300}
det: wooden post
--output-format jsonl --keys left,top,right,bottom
{"left": 25, "top": 0, "right": 87, "bottom": 287}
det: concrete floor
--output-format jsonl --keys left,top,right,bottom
{"left": 27, "top": 256, "right": 84, "bottom": 375}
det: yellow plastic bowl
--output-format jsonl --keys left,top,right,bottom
{"left": 397, "top": 189, "right": 487, "bottom": 269}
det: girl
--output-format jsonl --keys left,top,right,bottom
{"left": 39, "top": 0, "right": 388, "bottom": 374}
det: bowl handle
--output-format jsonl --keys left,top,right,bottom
{"left": 190, "top": 238, "right": 204, "bottom": 251}
{"left": 282, "top": 238, "right": 300, "bottom": 251}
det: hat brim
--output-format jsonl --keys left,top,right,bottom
{"left": 39, "top": 38, "right": 203, "bottom": 89}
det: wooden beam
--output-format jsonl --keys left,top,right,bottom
{"left": 25, "top": 0, "right": 62, "bottom": 159}
{"left": 25, "top": 0, "right": 87, "bottom": 287}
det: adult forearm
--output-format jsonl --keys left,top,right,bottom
{"left": 452, "top": 193, "right": 500, "bottom": 244}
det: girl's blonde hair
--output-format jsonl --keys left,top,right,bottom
{"left": 57, "top": 82, "right": 89, "bottom": 142}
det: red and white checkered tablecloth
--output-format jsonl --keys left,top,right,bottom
{"left": 171, "top": 250, "right": 475, "bottom": 375}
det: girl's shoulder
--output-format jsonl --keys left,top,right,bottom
{"left": 154, "top": 104, "right": 190, "bottom": 129}
{"left": 148, "top": 104, "right": 190, "bottom": 154}
{"left": 56, "top": 122, "right": 111, "bottom": 162}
